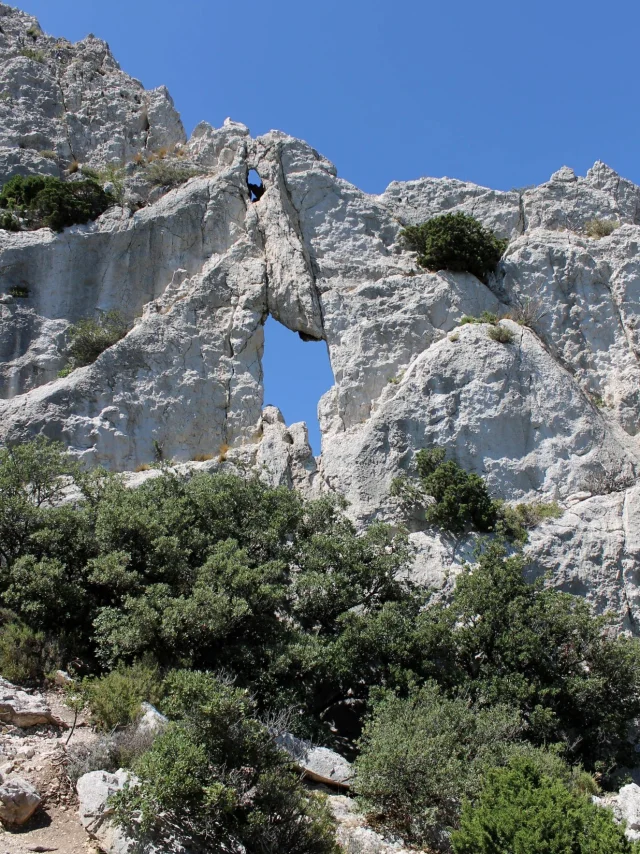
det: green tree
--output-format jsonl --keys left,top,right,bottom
{"left": 418, "top": 540, "right": 640, "bottom": 771}
{"left": 400, "top": 212, "right": 507, "bottom": 282}
{"left": 354, "top": 682, "right": 523, "bottom": 847}
{"left": 0, "top": 174, "right": 114, "bottom": 231}
{"left": 0, "top": 437, "right": 79, "bottom": 571}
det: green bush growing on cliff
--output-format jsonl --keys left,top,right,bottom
{"left": 60, "top": 310, "right": 128, "bottom": 372}
{"left": 392, "top": 447, "right": 500, "bottom": 534}
{"left": 400, "top": 212, "right": 507, "bottom": 281}
{"left": 0, "top": 174, "right": 114, "bottom": 232}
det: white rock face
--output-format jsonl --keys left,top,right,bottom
{"left": 2, "top": 8, "right": 640, "bottom": 626}
{"left": 0, "top": 3, "right": 185, "bottom": 170}
{"left": 0, "top": 775, "right": 41, "bottom": 825}
{"left": 615, "top": 783, "right": 640, "bottom": 841}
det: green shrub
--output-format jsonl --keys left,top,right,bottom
{"left": 460, "top": 310, "right": 499, "bottom": 325}
{"left": 0, "top": 612, "right": 60, "bottom": 685}
{"left": 500, "top": 501, "right": 563, "bottom": 543}
{"left": 19, "top": 47, "right": 45, "bottom": 63}
{"left": 419, "top": 539, "right": 640, "bottom": 771}
{"left": 0, "top": 436, "right": 80, "bottom": 570}
{"left": 38, "top": 150, "right": 57, "bottom": 161}
{"left": 112, "top": 671, "right": 339, "bottom": 853}
{"left": 451, "top": 755, "right": 639, "bottom": 854}
{"left": 392, "top": 447, "right": 500, "bottom": 534}
{"left": 62, "top": 310, "right": 128, "bottom": 371}
{"left": 79, "top": 660, "right": 163, "bottom": 731}
{"left": 400, "top": 213, "right": 507, "bottom": 282}
{"left": 0, "top": 211, "right": 19, "bottom": 231}
{"left": 145, "top": 160, "right": 201, "bottom": 189}
{"left": 8, "top": 286, "right": 29, "bottom": 298}
{"left": 488, "top": 324, "right": 515, "bottom": 344}
{"left": 0, "top": 174, "right": 114, "bottom": 232}
{"left": 585, "top": 218, "right": 618, "bottom": 239}
{"left": 354, "top": 683, "right": 524, "bottom": 847}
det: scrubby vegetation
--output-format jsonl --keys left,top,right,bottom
{"left": 585, "top": 217, "right": 619, "bottom": 238}
{"left": 488, "top": 323, "right": 515, "bottom": 343}
{"left": 19, "top": 47, "right": 45, "bottom": 63}
{"left": 145, "top": 159, "right": 202, "bottom": 188}
{"left": 0, "top": 438, "right": 638, "bottom": 850}
{"left": 460, "top": 310, "right": 499, "bottom": 325}
{"left": 112, "top": 671, "right": 339, "bottom": 853}
{"left": 0, "top": 174, "right": 114, "bottom": 232}
{"left": 59, "top": 310, "right": 128, "bottom": 374}
{"left": 452, "top": 756, "right": 640, "bottom": 854}
{"left": 392, "top": 447, "right": 562, "bottom": 544}
{"left": 400, "top": 212, "right": 507, "bottom": 282}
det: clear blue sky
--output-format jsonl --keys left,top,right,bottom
{"left": 17, "top": 0, "right": 640, "bottom": 453}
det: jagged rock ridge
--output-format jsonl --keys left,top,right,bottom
{"left": 1, "top": 3, "right": 640, "bottom": 628}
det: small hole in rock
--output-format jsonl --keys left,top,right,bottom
{"left": 248, "top": 169, "right": 265, "bottom": 202}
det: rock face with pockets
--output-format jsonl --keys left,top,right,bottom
{"left": 1, "top": 4, "right": 640, "bottom": 627}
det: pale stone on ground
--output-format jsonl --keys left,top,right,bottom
{"left": 0, "top": 677, "right": 65, "bottom": 728}
{"left": 0, "top": 775, "right": 41, "bottom": 826}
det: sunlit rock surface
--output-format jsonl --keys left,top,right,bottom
{"left": 1, "top": 3, "right": 640, "bottom": 627}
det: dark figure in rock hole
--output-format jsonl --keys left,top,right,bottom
{"left": 248, "top": 181, "right": 265, "bottom": 202}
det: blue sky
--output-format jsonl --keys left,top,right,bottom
{"left": 17, "top": 0, "right": 640, "bottom": 453}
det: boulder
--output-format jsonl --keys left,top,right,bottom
{"left": 137, "top": 702, "right": 168, "bottom": 737}
{"left": 276, "top": 733, "right": 352, "bottom": 789}
{"left": 0, "top": 678, "right": 65, "bottom": 728}
{"left": 0, "top": 776, "right": 41, "bottom": 826}
{"left": 77, "top": 769, "right": 136, "bottom": 854}
{"left": 616, "top": 783, "right": 640, "bottom": 841}
{"left": 77, "top": 768, "right": 189, "bottom": 853}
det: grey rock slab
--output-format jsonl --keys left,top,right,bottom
{"left": 277, "top": 733, "right": 352, "bottom": 789}
{"left": 77, "top": 769, "right": 136, "bottom": 854}
{"left": 0, "top": 776, "right": 41, "bottom": 826}
{"left": 0, "top": 678, "right": 65, "bottom": 728}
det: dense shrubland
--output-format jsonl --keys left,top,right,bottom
{"left": 0, "top": 438, "right": 639, "bottom": 850}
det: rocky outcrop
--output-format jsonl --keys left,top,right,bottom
{"left": 2, "top": 5, "right": 640, "bottom": 626}
{"left": 0, "top": 3, "right": 184, "bottom": 171}
{"left": 0, "top": 677, "right": 65, "bottom": 728}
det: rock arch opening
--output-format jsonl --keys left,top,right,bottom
{"left": 262, "top": 315, "right": 333, "bottom": 455}
{"left": 247, "top": 168, "right": 265, "bottom": 202}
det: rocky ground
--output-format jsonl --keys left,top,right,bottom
{"left": 0, "top": 686, "right": 100, "bottom": 854}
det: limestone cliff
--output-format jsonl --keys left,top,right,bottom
{"left": 1, "top": 3, "right": 639, "bottom": 628}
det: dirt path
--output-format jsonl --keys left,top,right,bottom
{"left": 1, "top": 690, "right": 98, "bottom": 854}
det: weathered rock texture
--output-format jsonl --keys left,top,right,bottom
{"left": 0, "top": 775, "right": 41, "bottom": 826}
{"left": 1, "top": 5, "right": 640, "bottom": 626}
{"left": 0, "top": 677, "right": 65, "bottom": 728}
